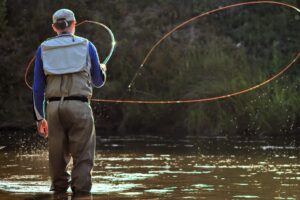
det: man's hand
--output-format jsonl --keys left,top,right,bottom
{"left": 37, "top": 119, "right": 49, "bottom": 138}
{"left": 100, "top": 64, "right": 107, "bottom": 72}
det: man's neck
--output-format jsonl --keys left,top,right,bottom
{"left": 58, "top": 31, "right": 72, "bottom": 35}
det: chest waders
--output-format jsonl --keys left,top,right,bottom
{"left": 41, "top": 35, "right": 96, "bottom": 194}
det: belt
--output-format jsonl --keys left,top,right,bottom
{"left": 48, "top": 96, "right": 89, "bottom": 103}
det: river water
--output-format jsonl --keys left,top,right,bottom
{"left": 0, "top": 135, "right": 300, "bottom": 199}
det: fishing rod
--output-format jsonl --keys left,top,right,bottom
{"left": 128, "top": 1, "right": 300, "bottom": 89}
{"left": 76, "top": 20, "right": 116, "bottom": 65}
{"left": 25, "top": 1, "right": 300, "bottom": 104}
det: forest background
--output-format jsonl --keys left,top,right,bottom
{"left": 0, "top": 0, "right": 299, "bottom": 137}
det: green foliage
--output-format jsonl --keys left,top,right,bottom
{"left": 0, "top": 0, "right": 6, "bottom": 32}
{"left": 1, "top": 0, "right": 300, "bottom": 136}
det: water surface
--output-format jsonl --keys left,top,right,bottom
{"left": 0, "top": 135, "right": 300, "bottom": 199}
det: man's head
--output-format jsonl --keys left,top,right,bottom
{"left": 52, "top": 9, "right": 76, "bottom": 35}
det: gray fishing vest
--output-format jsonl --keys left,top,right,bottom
{"left": 41, "top": 35, "right": 93, "bottom": 99}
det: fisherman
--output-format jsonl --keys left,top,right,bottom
{"left": 32, "top": 9, "right": 106, "bottom": 198}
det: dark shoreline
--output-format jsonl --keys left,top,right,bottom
{"left": 1, "top": 128, "right": 300, "bottom": 154}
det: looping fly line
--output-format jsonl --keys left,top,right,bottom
{"left": 77, "top": 20, "right": 116, "bottom": 65}
{"left": 25, "top": 1, "right": 300, "bottom": 104}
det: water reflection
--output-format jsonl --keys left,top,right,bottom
{"left": 144, "top": 187, "right": 177, "bottom": 194}
{"left": 0, "top": 137, "right": 300, "bottom": 199}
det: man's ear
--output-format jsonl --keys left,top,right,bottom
{"left": 52, "top": 24, "right": 58, "bottom": 33}
{"left": 71, "top": 21, "right": 76, "bottom": 28}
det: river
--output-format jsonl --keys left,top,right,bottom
{"left": 0, "top": 134, "right": 299, "bottom": 199}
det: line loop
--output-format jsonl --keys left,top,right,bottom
{"left": 25, "top": 1, "right": 300, "bottom": 104}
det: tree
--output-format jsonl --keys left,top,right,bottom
{"left": 0, "top": 0, "right": 6, "bottom": 32}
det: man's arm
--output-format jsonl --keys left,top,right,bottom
{"left": 32, "top": 46, "right": 46, "bottom": 121}
{"left": 88, "top": 42, "right": 106, "bottom": 88}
